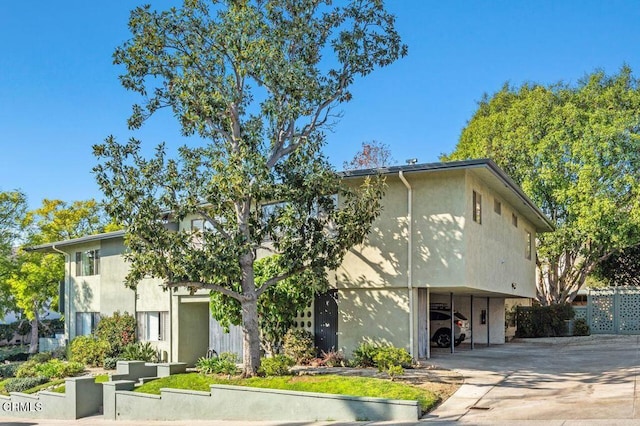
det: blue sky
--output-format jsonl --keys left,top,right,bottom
{"left": 1, "top": 1, "right": 639, "bottom": 208}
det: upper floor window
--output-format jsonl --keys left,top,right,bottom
{"left": 525, "top": 230, "right": 532, "bottom": 260}
{"left": 472, "top": 191, "right": 482, "bottom": 224}
{"left": 494, "top": 199, "right": 502, "bottom": 215}
{"left": 75, "top": 250, "right": 100, "bottom": 276}
{"left": 512, "top": 213, "right": 518, "bottom": 228}
{"left": 191, "top": 218, "right": 214, "bottom": 232}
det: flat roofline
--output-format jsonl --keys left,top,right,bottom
{"left": 340, "top": 159, "right": 555, "bottom": 232}
{"left": 25, "top": 230, "right": 125, "bottom": 253}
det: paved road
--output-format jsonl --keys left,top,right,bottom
{"left": 2, "top": 335, "right": 639, "bottom": 425}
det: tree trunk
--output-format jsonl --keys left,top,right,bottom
{"left": 240, "top": 252, "right": 260, "bottom": 377}
{"left": 28, "top": 309, "right": 39, "bottom": 354}
{"left": 240, "top": 296, "right": 261, "bottom": 377}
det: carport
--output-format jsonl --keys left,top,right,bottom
{"left": 417, "top": 288, "right": 512, "bottom": 359}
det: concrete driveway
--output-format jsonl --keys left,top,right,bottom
{"left": 426, "top": 334, "right": 640, "bottom": 424}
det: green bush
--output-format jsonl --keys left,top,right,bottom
{"left": 4, "top": 376, "right": 49, "bottom": 393}
{"left": 352, "top": 342, "right": 383, "bottom": 367}
{"left": 573, "top": 318, "right": 590, "bottom": 336}
{"left": 283, "top": 329, "right": 315, "bottom": 365}
{"left": 258, "top": 355, "right": 295, "bottom": 376}
{"left": 373, "top": 346, "right": 412, "bottom": 379}
{"left": 0, "top": 362, "right": 23, "bottom": 378}
{"left": 16, "top": 359, "right": 84, "bottom": 379}
{"left": 70, "top": 336, "right": 109, "bottom": 366}
{"left": 29, "top": 351, "right": 53, "bottom": 363}
{"left": 196, "top": 352, "right": 239, "bottom": 375}
{"left": 121, "top": 342, "right": 158, "bottom": 362}
{"left": 515, "top": 304, "right": 575, "bottom": 337}
{"left": 95, "top": 311, "right": 136, "bottom": 357}
{"left": 0, "top": 323, "right": 16, "bottom": 342}
{"left": 103, "top": 357, "right": 121, "bottom": 370}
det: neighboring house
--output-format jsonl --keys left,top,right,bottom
{"left": 28, "top": 159, "right": 553, "bottom": 364}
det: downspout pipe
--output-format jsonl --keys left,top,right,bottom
{"left": 398, "top": 171, "right": 414, "bottom": 357}
{"left": 51, "top": 245, "right": 71, "bottom": 344}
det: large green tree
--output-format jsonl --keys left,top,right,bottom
{"left": 0, "top": 191, "right": 28, "bottom": 315}
{"left": 444, "top": 67, "right": 640, "bottom": 305}
{"left": 94, "top": 0, "right": 406, "bottom": 376}
{"left": 2, "top": 199, "right": 111, "bottom": 353}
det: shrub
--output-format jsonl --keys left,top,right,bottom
{"left": 573, "top": 318, "right": 590, "bottom": 336}
{"left": 95, "top": 311, "right": 136, "bottom": 357}
{"left": 4, "top": 376, "right": 49, "bottom": 393}
{"left": 0, "top": 323, "right": 16, "bottom": 342}
{"left": 259, "top": 355, "right": 295, "bottom": 376}
{"left": 352, "top": 342, "right": 383, "bottom": 367}
{"left": 16, "top": 359, "right": 84, "bottom": 379}
{"left": 0, "top": 362, "right": 23, "bottom": 378}
{"left": 196, "top": 352, "right": 239, "bottom": 375}
{"left": 320, "top": 349, "right": 345, "bottom": 367}
{"left": 373, "top": 346, "right": 412, "bottom": 379}
{"left": 70, "top": 336, "right": 109, "bottom": 366}
{"left": 103, "top": 357, "right": 121, "bottom": 370}
{"left": 283, "top": 329, "right": 315, "bottom": 364}
{"left": 29, "top": 352, "right": 53, "bottom": 363}
{"left": 121, "top": 342, "right": 158, "bottom": 362}
{"left": 515, "top": 304, "right": 575, "bottom": 337}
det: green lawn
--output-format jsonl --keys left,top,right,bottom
{"left": 135, "top": 373, "right": 439, "bottom": 412}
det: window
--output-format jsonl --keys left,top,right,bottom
{"left": 525, "top": 230, "right": 532, "bottom": 260}
{"left": 76, "top": 312, "right": 100, "bottom": 336}
{"left": 137, "top": 311, "right": 168, "bottom": 341}
{"left": 75, "top": 250, "right": 100, "bottom": 276}
{"left": 472, "top": 191, "right": 482, "bottom": 224}
{"left": 512, "top": 213, "right": 518, "bottom": 228}
{"left": 494, "top": 199, "right": 502, "bottom": 215}
{"left": 191, "top": 218, "right": 214, "bottom": 232}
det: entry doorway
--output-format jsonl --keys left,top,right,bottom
{"left": 314, "top": 290, "right": 338, "bottom": 354}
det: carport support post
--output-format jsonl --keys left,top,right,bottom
{"left": 450, "top": 292, "right": 454, "bottom": 354}
{"left": 470, "top": 295, "right": 474, "bottom": 350}
{"left": 486, "top": 297, "right": 490, "bottom": 346}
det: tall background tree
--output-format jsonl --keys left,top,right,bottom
{"left": 94, "top": 0, "right": 406, "bottom": 376}
{"left": 0, "top": 191, "right": 28, "bottom": 316}
{"left": 343, "top": 140, "right": 395, "bottom": 170}
{"left": 443, "top": 66, "right": 640, "bottom": 305}
{"left": 0, "top": 197, "right": 111, "bottom": 353}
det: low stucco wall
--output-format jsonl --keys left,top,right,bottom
{"left": 0, "top": 376, "right": 102, "bottom": 420}
{"left": 107, "top": 383, "right": 419, "bottom": 422}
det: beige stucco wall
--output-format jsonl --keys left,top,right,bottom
{"left": 464, "top": 171, "right": 537, "bottom": 298}
{"left": 338, "top": 288, "right": 410, "bottom": 356}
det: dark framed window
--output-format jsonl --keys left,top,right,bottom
{"left": 512, "top": 213, "right": 518, "bottom": 228}
{"left": 525, "top": 230, "right": 532, "bottom": 260}
{"left": 75, "top": 250, "right": 100, "bottom": 276}
{"left": 472, "top": 191, "right": 482, "bottom": 224}
{"left": 494, "top": 199, "right": 502, "bottom": 215}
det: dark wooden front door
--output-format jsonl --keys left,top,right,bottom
{"left": 314, "top": 290, "right": 338, "bottom": 354}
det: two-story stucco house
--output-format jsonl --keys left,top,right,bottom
{"left": 29, "top": 159, "right": 553, "bottom": 364}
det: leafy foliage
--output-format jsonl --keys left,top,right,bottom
{"left": 0, "top": 362, "right": 23, "bottom": 379}
{"left": 95, "top": 311, "right": 137, "bottom": 357}
{"left": 593, "top": 245, "right": 640, "bottom": 286}
{"left": 573, "top": 318, "right": 590, "bottom": 336}
{"left": 351, "top": 342, "right": 383, "bottom": 367}
{"left": 121, "top": 342, "right": 159, "bottom": 363}
{"left": 515, "top": 304, "right": 575, "bottom": 337}
{"left": 196, "top": 352, "right": 240, "bottom": 375}
{"left": 4, "top": 376, "right": 49, "bottom": 393}
{"left": 320, "top": 349, "right": 345, "bottom": 367}
{"left": 444, "top": 66, "right": 640, "bottom": 304}
{"left": 95, "top": 0, "right": 405, "bottom": 376}
{"left": 103, "top": 357, "right": 121, "bottom": 370}
{"left": 258, "top": 355, "right": 295, "bottom": 376}
{"left": 70, "top": 335, "right": 110, "bottom": 367}
{"left": 283, "top": 329, "right": 315, "bottom": 364}
{"left": 16, "top": 359, "right": 84, "bottom": 379}
{"left": 373, "top": 347, "right": 412, "bottom": 379}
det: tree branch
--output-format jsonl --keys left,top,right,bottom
{"left": 165, "top": 280, "right": 242, "bottom": 301}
